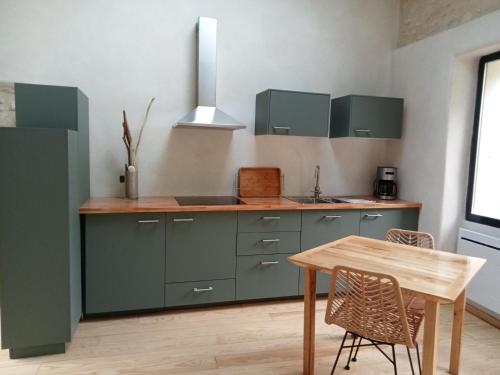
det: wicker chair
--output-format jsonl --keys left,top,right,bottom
{"left": 385, "top": 228, "right": 435, "bottom": 311}
{"left": 325, "top": 266, "right": 424, "bottom": 375}
{"left": 385, "top": 228, "right": 435, "bottom": 250}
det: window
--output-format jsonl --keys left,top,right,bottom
{"left": 466, "top": 51, "right": 500, "bottom": 228}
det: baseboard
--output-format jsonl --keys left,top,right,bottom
{"left": 466, "top": 303, "right": 500, "bottom": 329}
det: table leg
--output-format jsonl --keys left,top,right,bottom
{"left": 304, "top": 269, "right": 317, "bottom": 375}
{"left": 422, "top": 300, "right": 440, "bottom": 375}
{"left": 449, "top": 289, "right": 466, "bottom": 375}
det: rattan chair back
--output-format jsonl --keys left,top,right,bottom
{"left": 385, "top": 228, "right": 435, "bottom": 249}
{"left": 325, "top": 266, "right": 414, "bottom": 348}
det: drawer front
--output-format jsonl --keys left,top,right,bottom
{"left": 165, "top": 279, "right": 235, "bottom": 307}
{"left": 166, "top": 212, "right": 237, "bottom": 283}
{"left": 85, "top": 213, "right": 166, "bottom": 314}
{"left": 237, "top": 232, "right": 300, "bottom": 256}
{"left": 236, "top": 254, "right": 299, "bottom": 300}
{"left": 301, "top": 210, "right": 360, "bottom": 250}
{"left": 359, "top": 208, "right": 419, "bottom": 240}
{"left": 237, "top": 211, "right": 301, "bottom": 233}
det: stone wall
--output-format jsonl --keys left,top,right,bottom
{"left": 0, "top": 82, "right": 15, "bottom": 127}
{"left": 399, "top": 0, "right": 500, "bottom": 46}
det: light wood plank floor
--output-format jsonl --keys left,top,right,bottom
{"left": 0, "top": 298, "right": 499, "bottom": 374}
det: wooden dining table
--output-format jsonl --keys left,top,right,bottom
{"left": 288, "top": 235, "right": 486, "bottom": 375}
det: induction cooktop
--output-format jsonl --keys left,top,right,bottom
{"left": 175, "top": 196, "right": 243, "bottom": 206}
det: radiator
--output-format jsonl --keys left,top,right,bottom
{"left": 457, "top": 228, "right": 500, "bottom": 317}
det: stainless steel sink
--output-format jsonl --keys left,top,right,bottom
{"left": 286, "top": 196, "right": 347, "bottom": 204}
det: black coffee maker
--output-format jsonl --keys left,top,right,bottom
{"left": 373, "top": 167, "right": 398, "bottom": 200}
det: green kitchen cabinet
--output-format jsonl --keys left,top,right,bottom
{"left": 85, "top": 214, "right": 166, "bottom": 314}
{"left": 165, "top": 279, "right": 235, "bottom": 308}
{"left": 359, "top": 209, "right": 419, "bottom": 240}
{"left": 255, "top": 89, "right": 331, "bottom": 137}
{"left": 0, "top": 83, "right": 89, "bottom": 359}
{"left": 237, "top": 232, "right": 301, "bottom": 256}
{"left": 238, "top": 211, "right": 301, "bottom": 233}
{"left": 299, "top": 210, "right": 361, "bottom": 294}
{"left": 330, "top": 95, "right": 403, "bottom": 138}
{"left": 236, "top": 254, "right": 300, "bottom": 300}
{"left": 166, "top": 212, "right": 237, "bottom": 283}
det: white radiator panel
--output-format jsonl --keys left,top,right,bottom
{"left": 457, "top": 228, "right": 500, "bottom": 317}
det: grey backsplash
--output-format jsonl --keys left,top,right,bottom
{"left": 0, "top": 82, "right": 16, "bottom": 127}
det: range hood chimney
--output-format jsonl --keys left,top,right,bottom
{"left": 175, "top": 17, "right": 245, "bottom": 130}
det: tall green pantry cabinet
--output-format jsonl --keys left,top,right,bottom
{"left": 0, "top": 83, "right": 89, "bottom": 358}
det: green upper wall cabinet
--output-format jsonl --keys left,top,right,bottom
{"left": 0, "top": 83, "right": 89, "bottom": 359}
{"left": 330, "top": 95, "right": 403, "bottom": 138}
{"left": 255, "top": 89, "right": 331, "bottom": 137}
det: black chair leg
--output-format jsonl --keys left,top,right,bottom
{"left": 331, "top": 331, "right": 349, "bottom": 375}
{"left": 407, "top": 346, "right": 416, "bottom": 375}
{"left": 352, "top": 336, "right": 362, "bottom": 362}
{"left": 344, "top": 334, "right": 357, "bottom": 370}
{"left": 391, "top": 344, "right": 398, "bottom": 375}
{"left": 415, "top": 343, "right": 422, "bottom": 375}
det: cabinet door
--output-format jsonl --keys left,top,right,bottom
{"left": 236, "top": 254, "right": 299, "bottom": 300}
{"left": 85, "top": 214, "right": 166, "bottom": 314}
{"left": 299, "top": 210, "right": 360, "bottom": 294}
{"left": 166, "top": 212, "right": 237, "bottom": 283}
{"left": 269, "top": 90, "right": 330, "bottom": 137}
{"left": 359, "top": 209, "right": 419, "bottom": 240}
{"left": 349, "top": 96, "right": 403, "bottom": 138}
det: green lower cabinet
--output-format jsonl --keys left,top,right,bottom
{"left": 85, "top": 214, "right": 166, "bottom": 314}
{"left": 165, "top": 279, "right": 235, "bottom": 307}
{"left": 359, "top": 208, "right": 419, "bottom": 240}
{"left": 237, "top": 211, "right": 301, "bottom": 233}
{"left": 299, "top": 210, "right": 360, "bottom": 294}
{"left": 166, "top": 212, "right": 237, "bottom": 283}
{"left": 237, "top": 232, "right": 301, "bottom": 256}
{"left": 236, "top": 254, "right": 299, "bottom": 300}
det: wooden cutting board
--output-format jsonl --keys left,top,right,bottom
{"left": 239, "top": 167, "right": 282, "bottom": 197}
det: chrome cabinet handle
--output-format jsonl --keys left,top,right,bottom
{"left": 273, "top": 126, "right": 291, "bottom": 131}
{"left": 193, "top": 287, "right": 213, "bottom": 293}
{"left": 262, "top": 216, "right": 281, "bottom": 220}
{"left": 137, "top": 219, "right": 160, "bottom": 224}
{"left": 261, "top": 239, "right": 281, "bottom": 243}
{"left": 260, "top": 261, "right": 279, "bottom": 265}
{"left": 364, "top": 213, "right": 383, "bottom": 218}
{"left": 323, "top": 215, "right": 342, "bottom": 220}
{"left": 173, "top": 218, "right": 195, "bottom": 222}
{"left": 354, "top": 129, "right": 371, "bottom": 134}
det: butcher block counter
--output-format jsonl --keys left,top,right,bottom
{"left": 80, "top": 196, "right": 421, "bottom": 214}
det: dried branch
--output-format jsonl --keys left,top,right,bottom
{"left": 135, "top": 97, "right": 155, "bottom": 153}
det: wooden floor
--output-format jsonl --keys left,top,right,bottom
{"left": 0, "top": 298, "right": 499, "bottom": 374}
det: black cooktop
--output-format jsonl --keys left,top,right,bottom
{"left": 175, "top": 196, "right": 243, "bottom": 206}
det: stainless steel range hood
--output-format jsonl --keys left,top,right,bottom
{"left": 175, "top": 17, "right": 245, "bottom": 130}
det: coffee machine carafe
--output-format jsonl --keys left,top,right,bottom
{"left": 374, "top": 167, "right": 398, "bottom": 200}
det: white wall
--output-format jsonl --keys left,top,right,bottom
{"left": 390, "top": 10, "right": 500, "bottom": 249}
{"left": 0, "top": 0, "right": 398, "bottom": 197}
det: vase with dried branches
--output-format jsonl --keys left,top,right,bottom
{"left": 122, "top": 97, "right": 155, "bottom": 199}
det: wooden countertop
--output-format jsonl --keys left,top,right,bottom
{"left": 80, "top": 196, "right": 421, "bottom": 214}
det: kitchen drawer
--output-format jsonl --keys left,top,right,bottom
{"left": 165, "top": 279, "right": 235, "bottom": 307}
{"left": 166, "top": 212, "right": 237, "bottom": 283}
{"left": 237, "top": 232, "right": 300, "bottom": 256}
{"left": 237, "top": 211, "right": 301, "bottom": 233}
{"left": 236, "top": 254, "right": 299, "bottom": 300}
